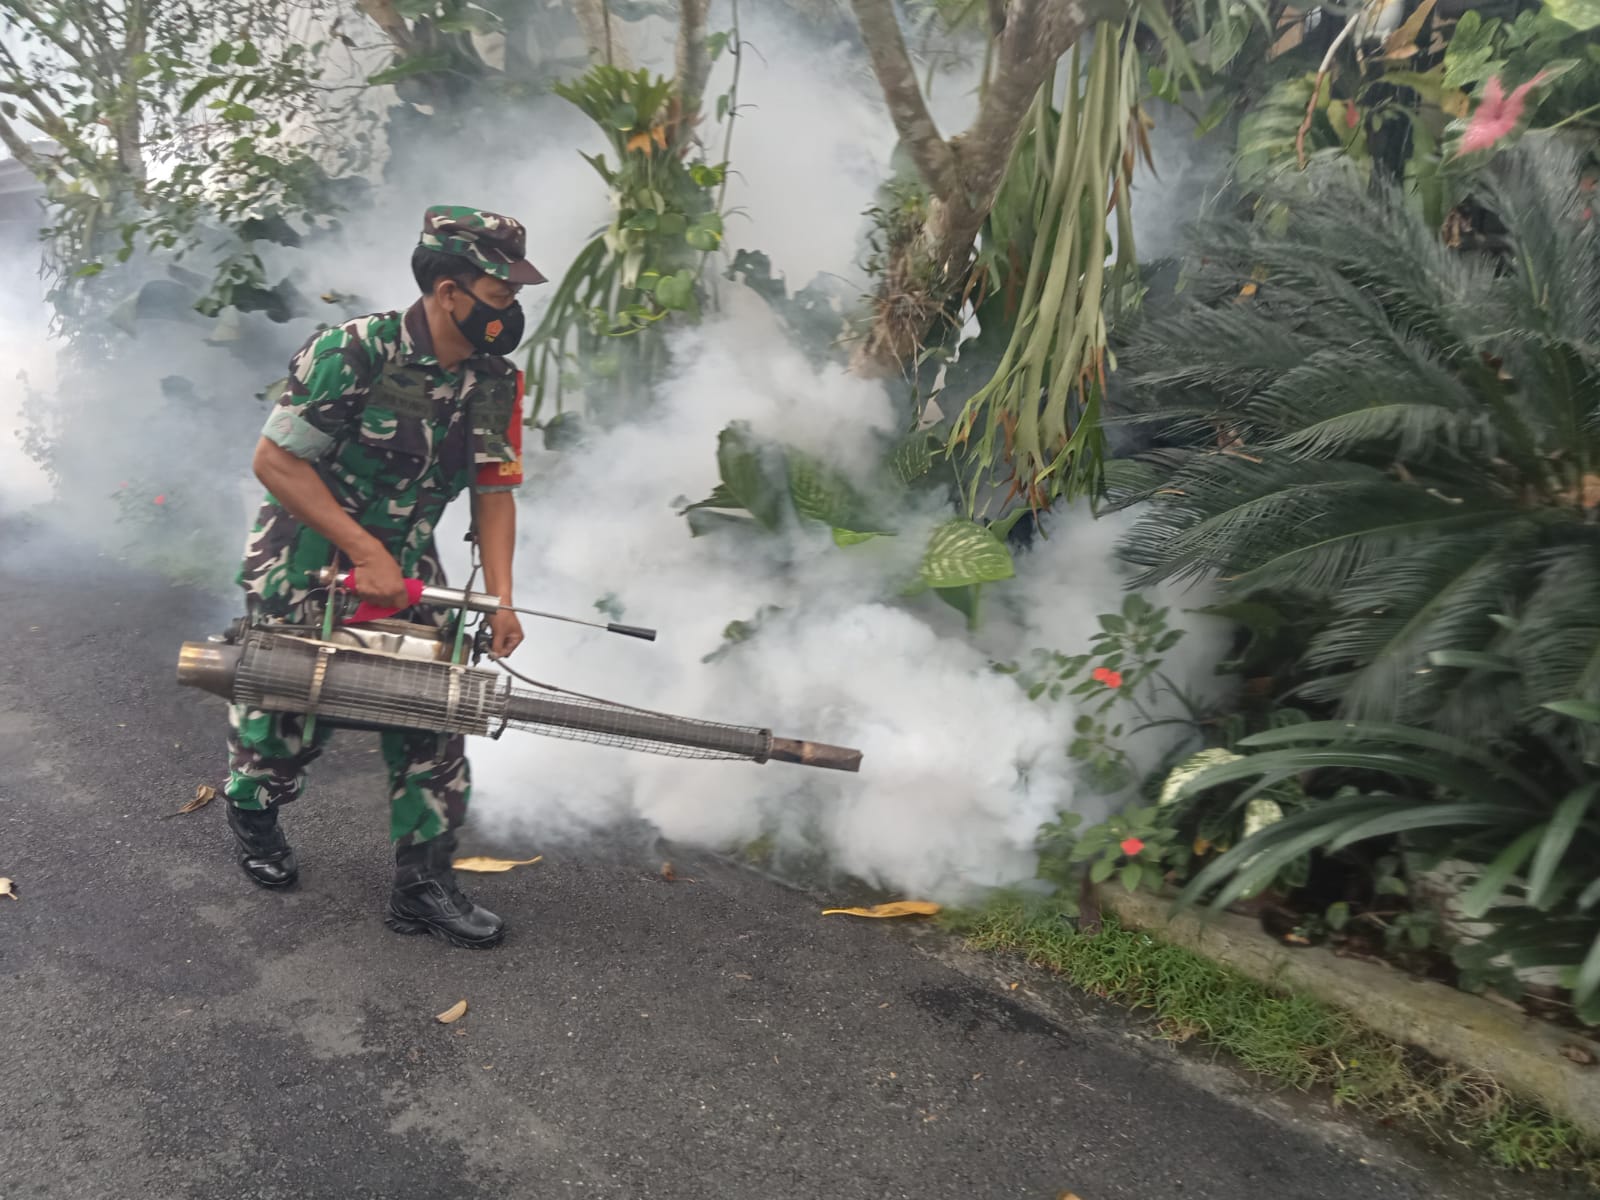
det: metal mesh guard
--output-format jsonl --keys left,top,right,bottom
{"left": 235, "top": 631, "right": 503, "bottom": 737}
{"left": 233, "top": 631, "right": 773, "bottom": 762}
{"left": 504, "top": 687, "right": 771, "bottom": 762}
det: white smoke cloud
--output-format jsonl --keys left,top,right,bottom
{"left": 0, "top": 241, "right": 54, "bottom": 511}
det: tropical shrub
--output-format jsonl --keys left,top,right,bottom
{"left": 1112, "top": 139, "right": 1600, "bottom": 744}
{"left": 1166, "top": 707, "right": 1600, "bottom": 1021}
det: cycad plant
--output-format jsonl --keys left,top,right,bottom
{"left": 1112, "top": 139, "right": 1600, "bottom": 741}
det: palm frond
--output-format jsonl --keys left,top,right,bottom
{"left": 1298, "top": 529, "right": 1529, "bottom": 727}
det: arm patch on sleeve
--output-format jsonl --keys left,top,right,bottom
{"left": 474, "top": 370, "right": 524, "bottom": 490}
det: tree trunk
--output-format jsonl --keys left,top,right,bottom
{"left": 675, "top": 0, "right": 711, "bottom": 121}
{"left": 573, "top": 0, "right": 631, "bottom": 68}
{"left": 846, "top": 0, "right": 1122, "bottom": 378}
{"left": 113, "top": 4, "right": 146, "bottom": 185}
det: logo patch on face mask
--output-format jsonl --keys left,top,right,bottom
{"left": 485, "top": 319, "right": 504, "bottom": 342}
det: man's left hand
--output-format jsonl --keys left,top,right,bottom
{"left": 488, "top": 608, "right": 524, "bottom": 658}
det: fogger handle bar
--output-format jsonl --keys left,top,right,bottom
{"left": 314, "top": 567, "right": 657, "bottom": 641}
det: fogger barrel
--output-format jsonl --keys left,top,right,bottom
{"left": 177, "top": 633, "right": 862, "bottom": 772}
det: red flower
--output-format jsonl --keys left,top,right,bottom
{"left": 1120, "top": 837, "right": 1145, "bottom": 857}
{"left": 152, "top": 494, "right": 166, "bottom": 505}
{"left": 1103, "top": 671, "right": 1123, "bottom": 689}
{"left": 1345, "top": 104, "right": 1360, "bottom": 130}
{"left": 1091, "top": 667, "right": 1111, "bottom": 683}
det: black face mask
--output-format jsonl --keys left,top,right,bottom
{"left": 451, "top": 284, "right": 524, "bottom": 355}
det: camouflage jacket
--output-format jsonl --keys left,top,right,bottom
{"left": 238, "top": 300, "right": 524, "bottom": 614}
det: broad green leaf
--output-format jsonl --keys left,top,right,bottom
{"left": 935, "top": 584, "right": 982, "bottom": 631}
{"left": 179, "top": 76, "right": 229, "bottom": 114}
{"left": 889, "top": 432, "right": 938, "bottom": 485}
{"left": 685, "top": 508, "right": 761, "bottom": 538}
{"left": 1458, "top": 826, "right": 1544, "bottom": 918}
{"left": 1528, "top": 782, "right": 1600, "bottom": 910}
{"left": 1326, "top": 803, "right": 1529, "bottom": 851}
{"left": 919, "top": 520, "right": 1015, "bottom": 589}
{"left": 1546, "top": 0, "right": 1600, "bottom": 31}
{"left": 1542, "top": 700, "right": 1600, "bottom": 724}
{"left": 681, "top": 483, "right": 741, "bottom": 513}
{"left": 1237, "top": 721, "right": 1543, "bottom": 797}
{"left": 715, "top": 423, "right": 787, "bottom": 531}
{"left": 610, "top": 102, "right": 638, "bottom": 130}
{"left": 787, "top": 450, "right": 873, "bottom": 529}
{"left": 368, "top": 53, "right": 454, "bottom": 87}
{"left": 654, "top": 269, "right": 696, "bottom": 311}
{"left": 1090, "top": 857, "right": 1116, "bottom": 884}
{"left": 1442, "top": 10, "right": 1500, "bottom": 89}
{"left": 832, "top": 528, "right": 885, "bottom": 547}
{"left": 987, "top": 507, "right": 1030, "bottom": 541}
{"left": 1120, "top": 861, "right": 1143, "bottom": 892}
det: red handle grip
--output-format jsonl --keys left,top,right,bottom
{"left": 340, "top": 572, "right": 426, "bottom": 624}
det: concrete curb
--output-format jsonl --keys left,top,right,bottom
{"left": 1094, "top": 884, "right": 1600, "bottom": 1139}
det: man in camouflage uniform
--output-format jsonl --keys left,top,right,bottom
{"left": 222, "top": 206, "right": 545, "bottom": 949}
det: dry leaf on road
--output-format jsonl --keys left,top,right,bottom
{"left": 165, "top": 783, "right": 216, "bottom": 818}
{"left": 821, "top": 901, "right": 941, "bottom": 919}
{"left": 450, "top": 856, "right": 542, "bottom": 873}
{"left": 435, "top": 999, "right": 468, "bottom": 1024}
{"left": 0, "top": 878, "right": 16, "bottom": 900}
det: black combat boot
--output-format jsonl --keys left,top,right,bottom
{"left": 385, "top": 833, "right": 505, "bottom": 949}
{"left": 226, "top": 803, "right": 299, "bottom": 888}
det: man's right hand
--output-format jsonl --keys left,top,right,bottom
{"left": 349, "top": 547, "right": 410, "bottom": 608}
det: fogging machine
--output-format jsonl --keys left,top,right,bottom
{"left": 176, "top": 567, "right": 863, "bottom": 773}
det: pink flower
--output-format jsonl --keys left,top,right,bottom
{"left": 1092, "top": 667, "right": 1111, "bottom": 683}
{"left": 152, "top": 494, "right": 166, "bottom": 506}
{"left": 1120, "top": 837, "right": 1145, "bottom": 857}
{"left": 1459, "top": 73, "right": 1548, "bottom": 156}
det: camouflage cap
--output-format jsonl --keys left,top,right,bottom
{"left": 419, "top": 205, "right": 547, "bottom": 285}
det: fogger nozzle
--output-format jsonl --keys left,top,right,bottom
{"left": 175, "top": 634, "right": 862, "bottom": 773}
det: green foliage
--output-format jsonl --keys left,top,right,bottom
{"left": 1167, "top": 711, "right": 1600, "bottom": 1023}
{"left": 946, "top": 27, "right": 1144, "bottom": 512}
{"left": 525, "top": 51, "right": 740, "bottom": 426}
{"left": 997, "top": 594, "right": 1214, "bottom": 895}
{"left": 1114, "top": 141, "right": 1600, "bottom": 740}
{"left": 1035, "top": 807, "right": 1175, "bottom": 895}
{"left": 0, "top": 1, "right": 376, "bottom": 323}
{"left": 680, "top": 421, "right": 1015, "bottom": 619}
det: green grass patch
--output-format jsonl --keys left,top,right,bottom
{"left": 944, "top": 895, "right": 1600, "bottom": 1186}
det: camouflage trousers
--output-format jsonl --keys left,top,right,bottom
{"left": 224, "top": 707, "right": 470, "bottom": 848}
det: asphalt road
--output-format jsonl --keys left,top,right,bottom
{"left": 0, "top": 538, "right": 1573, "bottom": 1200}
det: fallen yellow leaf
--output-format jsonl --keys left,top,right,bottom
{"left": 167, "top": 783, "right": 216, "bottom": 818}
{"left": 821, "top": 901, "right": 941, "bottom": 919}
{"left": 0, "top": 878, "right": 15, "bottom": 900}
{"left": 625, "top": 131, "right": 653, "bottom": 155}
{"left": 450, "top": 855, "right": 542, "bottom": 873}
{"left": 435, "top": 999, "right": 467, "bottom": 1024}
